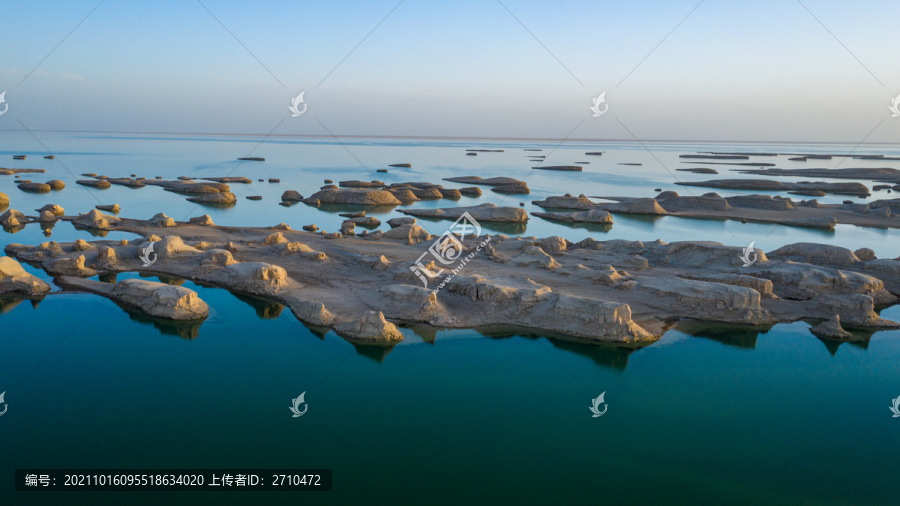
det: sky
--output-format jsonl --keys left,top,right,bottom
{"left": 1, "top": 0, "right": 899, "bottom": 143}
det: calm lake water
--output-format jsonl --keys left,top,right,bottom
{"left": 1, "top": 132, "right": 899, "bottom": 504}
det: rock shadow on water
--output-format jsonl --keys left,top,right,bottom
{"left": 676, "top": 321, "right": 775, "bottom": 350}
{"left": 352, "top": 342, "right": 396, "bottom": 363}
{"left": 803, "top": 318, "right": 875, "bottom": 356}
{"left": 2, "top": 224, "right": 26, "bottom": 234}
{"left": 118, "top": 304, "right": 205, "bottom": 340}
{"left": 98, "top": 272, "right": 118, "bottom": 284}
{"left": 138, "top": 272, "right": 186, "bottom": 286}
{"left": 72, "top": 223, "right": 109, "bottom": 237}
{"left": 405, "top": 323, "right": 438, "bottom": 344}
{"left": 40, "top": 221, "right": 56, "bottom": 236}
{"left": 474, "top": 325, "right": 637, "bottom": 372}
{"left": 230, "top": 292, "right": 285, "bottom": 319}
{"left": 194, "top": 201, "right": 237, "bottom": 210}
{"left": 814, "top": 338, "right": 871, "bottom": 356}
{"left": 0, "top": 295, "right": 43, "bottom": 315}
{"left": 298, "top": 321, "right": 331, "bottom": 339}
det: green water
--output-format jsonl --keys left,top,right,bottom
{"left": 2, "top": 133, "right": 900, "bottom": 504}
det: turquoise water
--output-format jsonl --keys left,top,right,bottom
{"left": 2, "top": 132, "right": 900, "bottom": 504}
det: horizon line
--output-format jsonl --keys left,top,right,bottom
{"left": 1, "top": 128, "right": 899, "bottom": 146}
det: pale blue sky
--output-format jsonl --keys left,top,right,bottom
{"left": 2, "top": 0, "right": 899, "bottom": 142}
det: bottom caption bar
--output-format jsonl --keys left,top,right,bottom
{"left": 15, "top": 469, "right": 332, "bottom": 492}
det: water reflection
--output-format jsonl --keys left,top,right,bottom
{"left": 676, "top": 321, "right": 775, "bottom": 349}
{"left": 118, "top": 304, "right": 205, "bottom": 339}
{"left": 353, "top": 343, "right": 395, "bottom": 363}
{"left": 406, "top": 324, "right": 438, "bottom": 344}
{"left": 190, "top": 200, "right": 237, "bottom": 209}
{"left": 298, "top": 321, "right": 330, "bottom": 338}
{"left": 474, "top": 326, "right": 636, "bottom": 371}
{"left": 72, "top": 224, "right": 109, "bottom": 237}
{"left": 0, "top": 295, "right": 42, "bottom": 315}
{"left": 138, "top": 272, "right": 186, "bottom": 286}
{"left": 230, "top": 292, "right": 285, "bottom": 319}
{"left": 40, "top": 221, "right": 55, "bottom": 237}
{"left": 2, "top": 224, "right": 25, "bottom": 234}
{"left": 98, "top": 272, "right": 118, "bottom": 283}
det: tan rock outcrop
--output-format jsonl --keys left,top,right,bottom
{"left": 73, "top": 209, "right": 121, "bottom": 229}
{"left": 0, "top": 256, "right": 51, "bottom": 295}
{"left": 334, "top": 311, "right": 404, "bottom": 345}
